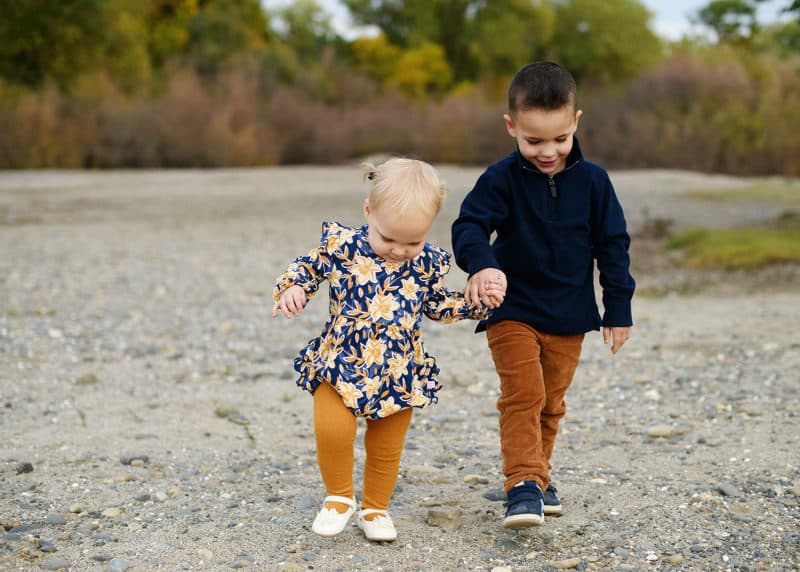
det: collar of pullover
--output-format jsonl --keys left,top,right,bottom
{"left": 514, "top": 135, "right": 584, "bottom": 175}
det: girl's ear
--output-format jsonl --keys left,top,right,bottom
{"left": 363, "top": 198, "right": 370, "bottom": 218}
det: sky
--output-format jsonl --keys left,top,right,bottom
{"left": 263, "top": 0, "right": 791, "bottom": 41}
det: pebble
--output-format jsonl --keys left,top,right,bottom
{"left": 120, "top": 455, "right": 149, "bottom": 465}
{"left": 667, "top": 554, "right": 684, "bottom": 565}
{"left": 74, "top": 373, "right": 98, "bottom": 386}
{"left": 648, "top": 425, "right": 683, "bottom": 438}
{"left": 69, "top": 503, "right": 84, "bottom": 513}
{"left": 41, "top": 557, "right": 71, "bottom": 570}
{"left": 108, "top": 558, "right": 131, "bottom": 571}
{"left": 232, "top": 555, "right": 255, "bottom": 568}
{"left": 548, "top": 557, "right": 582, "bottom": 569}
{"left": 45, "top": 513, "right": 66, "bottom": 525}
{"left": 427, "top": 508, "right": 463, "bottom": 531}
{"left": 295, "top": 496, "right": 317, "bottom": 511}
{"left": 717, "top": 482, "right": 738, "bottom": 497}
{"left": 15, "top": 461, "right": 34, "bottom": 474}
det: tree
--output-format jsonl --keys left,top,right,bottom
{"left": 274, "top": 0, "right": 335, "bottom": 64}
{"left": 550, "top": 0, "right": 663, "bottom": 85}
{"left": 0, "top": 0, "right": 108, "bottom": 87}
{"left": 185, "top": 0, "right": 271, "bottom": 74}
{"left": 469, "top": 0, "right": 555, "bottom": 78}
{"left": 694, "top": 0, "right": 769, "bottom": 44}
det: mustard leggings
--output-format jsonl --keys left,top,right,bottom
{"left": 313, "top": 381, "right": 412, "bottom": 512}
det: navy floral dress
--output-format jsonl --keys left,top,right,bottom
{"left": 273, "top": 221, "right": 489, "bottom": 419}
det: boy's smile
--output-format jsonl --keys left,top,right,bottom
{"left": 504, "top": 106, "right": 582, "bottom": 176}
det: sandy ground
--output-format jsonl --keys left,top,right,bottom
{"left": 1, "top": 166, "right": 799, "bottom": 571}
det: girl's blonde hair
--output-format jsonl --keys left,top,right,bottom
{"left": 362, "top": 158, "right": 446, "bottom": 219}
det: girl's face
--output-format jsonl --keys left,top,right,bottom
{"left": 504, "top": 106, "right": 582, "bottom": 176}
{"left": 364, "top": 202, "right": 433, "bottom": 263}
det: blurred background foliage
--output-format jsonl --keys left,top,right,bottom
{"left": 0, "top": 0, "right": 799, "bottom": 171}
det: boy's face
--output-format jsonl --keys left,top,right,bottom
{"left": 504, "top": 106, "right": 582, "bottom": 176}
{"left": 364, "top": 202, "right": 432, "bottom": 264}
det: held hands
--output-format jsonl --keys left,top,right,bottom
{"left": 465, "top": 268, "right": 507, "bottom": 309}
{"left": 272, "top": 285, "right": 308, "bottom": 319}
{"left": 603, "top": 326, "right": 631, "bottom": 355}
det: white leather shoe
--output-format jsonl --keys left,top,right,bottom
{"left": 357, "top": 509, "right": 397, "bottom": 542}
{"left": 311, "top": 495, "right": 356, "bottom": 537}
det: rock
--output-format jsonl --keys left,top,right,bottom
{"left": 74, "top": 373, "right": 98, "bottom": 386}
{"left": 483, "top": 489, "right": 506, "bottom": 502}
{"left": 232, "top": 554, "right": 256, "bottom": 568}
{"left": 108, "top": 558, "right": 131, "bottom": 571}
{"left": 717, "top": 482, "right": 738, "bottom": 497}
{"left": 198, "top": 548, "right": 214, "bottom": 562}
{"left": 41, "top": 557, "right": 71, "bottom": 570}
{"left": 45, "top": 513, "right": 66, "bottom": 525}
{"left": 548, "top": 557, "right": 582, "bottom": 569}
{"left": 648, "top": 425, "right": 683, "bottom": 438}
{"left": 668, "top": 554, "right": 684, "bottom": 565}
{"left": 69, "top": 504, "right": 84, "bottom": 514}
{"left": 120, "top": 455, "right": 149, "bottom": 466}
{"left": 295, "top": 496, "right": 317, "bottom": 511}
{"left": 15, "top": 461, "right": 34, "bottom": 474}
{"left": 427, "top": 508, "right": 463, "bottom": 531}
{"left": 463, "top": 474, "right": 490, "bottom": 484}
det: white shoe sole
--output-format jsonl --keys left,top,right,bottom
{"left": 311, "top": 496, "right": 356, "bottom": 537}
{"left": 357, "top": 509, "right": 397, "bottom": 542}
{"left": 502, "top": 513, "right": 545, "bottom": 528}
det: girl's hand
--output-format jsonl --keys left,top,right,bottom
{"left": 465, "top": 268, "right": 507, "bottom": 308}
{"left": 603, "top": 326, "right": 631, "bottom": 355}
{"left": 272, "top": 285, "right": 308, "bottom": 319}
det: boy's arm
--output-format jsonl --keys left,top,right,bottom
{"left": 591, "top": 173, "right": 636, "bottom": 332}
{"left": 451, "top": 171, "right": 509, "bottom": 278}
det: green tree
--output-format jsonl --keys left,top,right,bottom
{"left": 274, "top": 0, "right": 335, "bottom": 64}
{"left": 469, "top": 0, "right": 555, "bottom": 78}
{"left": 351, "top": 34, "right": 402, "bottom": 82}
{"left": 0, "top": 0, "right": 107, "bottom": 87}
{"left": 693, "top": 0, "right": 769, "bottom": 44}
{"left": 186, "top": 0, "right": 271, "bottom": 74}
{"left": 146, "top": 0, "right": 199, "bottom": 66}
{"left": 389, "top": 42, "right": 453, "bottom": 99}
{"left": 550, "top": 0, "right": 663, "bottom": 84}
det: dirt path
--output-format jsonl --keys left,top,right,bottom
{"left": 1, "top": 168, "right": 798, "bottom": 571}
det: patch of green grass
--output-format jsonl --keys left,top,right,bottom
{"left": 684, "top": 182, "right": 800, "bottom": 204}
{"left": 666, "top": 216, "right": 800, "bottom": 269}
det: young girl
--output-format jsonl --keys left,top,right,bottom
{"left": 272, "top": 158, "right": 505, "bottom": 542}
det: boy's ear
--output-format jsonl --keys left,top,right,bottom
{"left": 574, "top": 109, "right": 583, "bottom": 128}
{"left": 503, "top": 113, "right": 516, "bottom": 138}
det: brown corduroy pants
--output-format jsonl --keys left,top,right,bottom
{"left": 486, "top": 320, "right": 584, "bottom": 492}
{"left": 313, "top": 381, "right": 412, "bottom": 513}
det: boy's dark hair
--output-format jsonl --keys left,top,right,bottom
{"left": 508, "top": 62, "right": 577, "bottom": 114}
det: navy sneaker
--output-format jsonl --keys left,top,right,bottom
{"left": 503, "top": 481, "right": 544, "bottom": 528}
{"left": 543, "top": 484, "right": 562, "bottom": 516}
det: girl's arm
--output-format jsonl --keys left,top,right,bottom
{"left": 272, "top": 221, "right": 340, "bottom": 317}
{"left": 422, "top": 249, "right": 494, "bottom": 323}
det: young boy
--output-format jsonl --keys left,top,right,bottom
{"left": 451, "top": 62, "right": 635, "bottom": 528}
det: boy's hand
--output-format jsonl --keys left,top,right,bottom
{"left": 603, "top": 326, "right": 631, "bottom": 355}
{"left": 465, "top": 268, "right": 507, "bottom": 309}
{"left": 272, "top": 285, "right": 308, "bottom": 319}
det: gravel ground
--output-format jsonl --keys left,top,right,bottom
{"left": 1, "top": 167, "right": 799, "bottom": 571}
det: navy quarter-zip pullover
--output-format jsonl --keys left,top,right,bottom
{"left": 451, "top": 137, "right": 635, "bottom": 335}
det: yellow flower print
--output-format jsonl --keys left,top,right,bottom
{"left": 349, "top": 254, "right": 381, "bottom": 285}
{"left": 328, "top": 268, "right": 343, "bottom": 288}
{"left": 358, "top": 375, "right": 382, "bottom": 398}
{"left": 362, "top": 337, "right": 386, "bottom": 367}
{"left": 399, "top": 313, "right": 417, "bottom": 330}
{"left": 408, "top": 390, "right": 429, "bottom": 407}
{"left": 336, "top": 382, "right": 363, "bottom": 409}
{"left": 386, "top": 354, "right": 409, "bottom": 380}
{"left": 325, "top": 225, "right": 357, "bottom": 252}
{"left": 368, "top": 293, "right": 400, "bottom": 321}
{"left": 399, "top": 278, "right": 420, "bottom": 301}
{"left": 377, "top": 397, "right": 401, "bottom": 418}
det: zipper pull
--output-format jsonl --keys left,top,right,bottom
{"left": 548, "top": 177, "right": 558, "bottom": 198}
